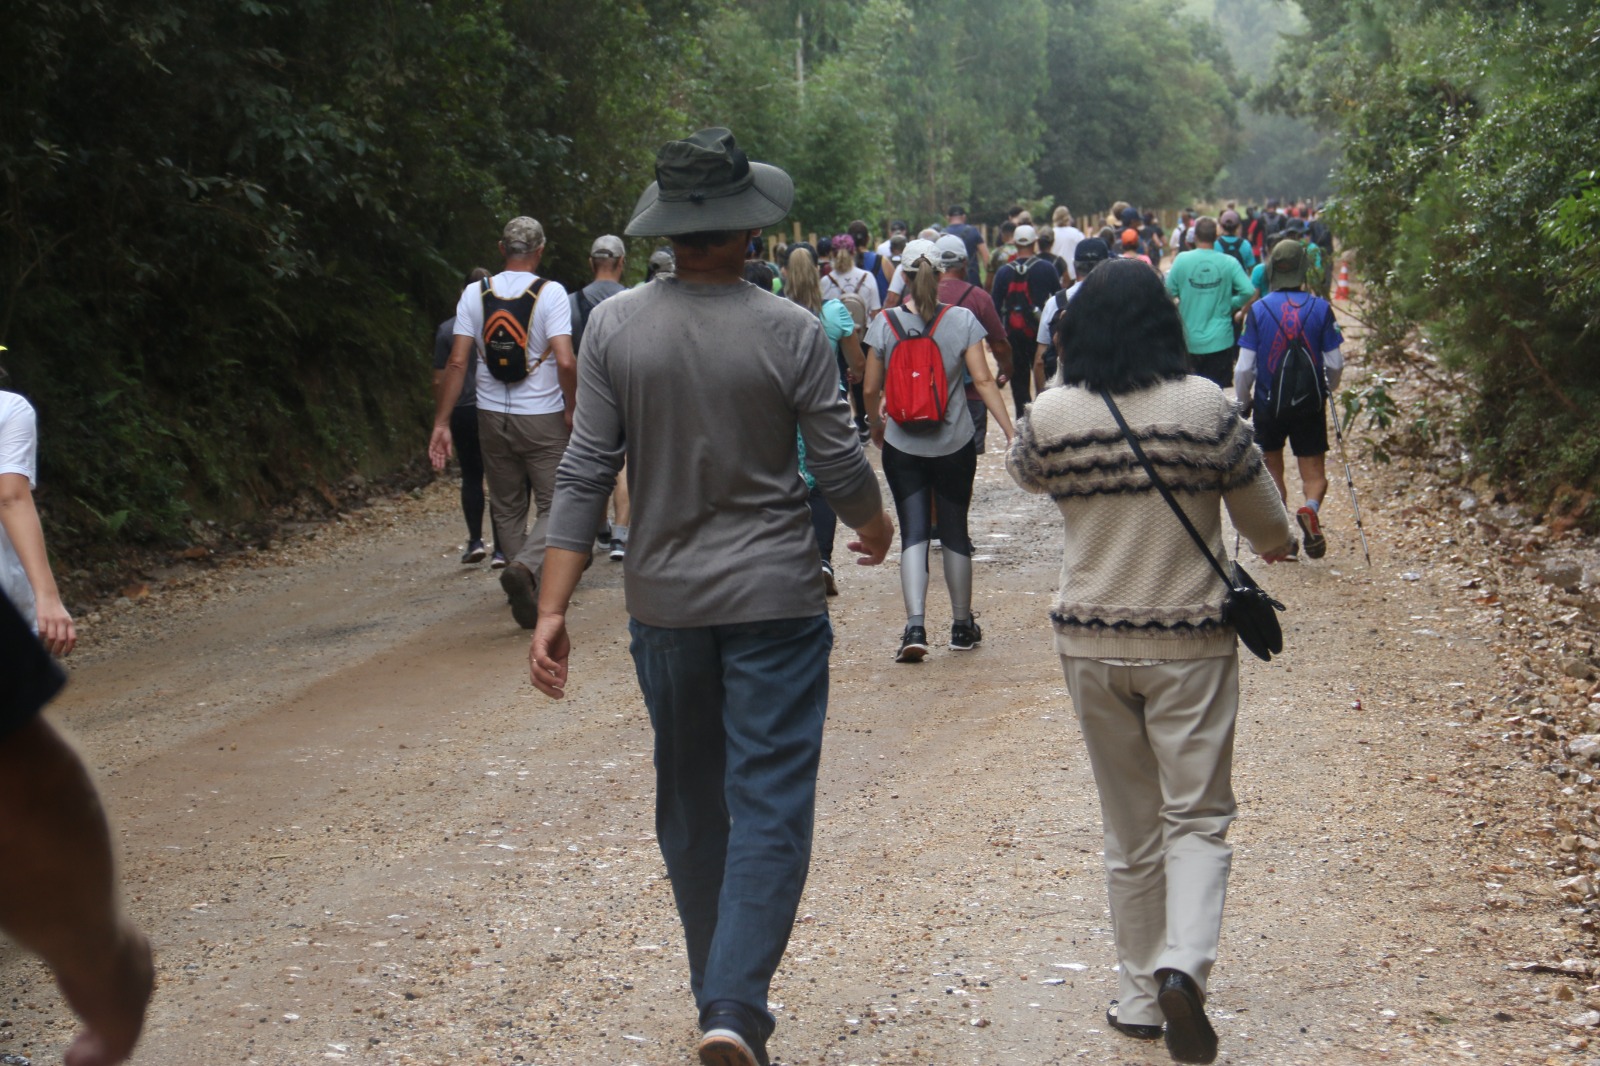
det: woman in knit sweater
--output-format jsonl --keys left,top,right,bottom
{"left": 1006, "top": 259, "right": 1292, "bottom": 1064}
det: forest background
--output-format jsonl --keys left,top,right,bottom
{"left": 0, "top": 0, "right": 1595, "bottom": 555}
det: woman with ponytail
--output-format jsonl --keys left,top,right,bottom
{"left": 862, "top": 244, "right": 1014, "bottom": 662}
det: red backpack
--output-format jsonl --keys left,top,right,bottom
{"left": 882, "top": 307, "right": 951, "bottom": 427}
{"left": 1001, "top": 259, "right": 1040, "bottom": 334}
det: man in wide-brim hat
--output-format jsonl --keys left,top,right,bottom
{"left": 529, "top": 127, "right": 894, "bottom": 1066}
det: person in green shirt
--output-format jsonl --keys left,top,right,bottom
{"left": 1163, "top": 216, "right": 1256, "bottom": 388}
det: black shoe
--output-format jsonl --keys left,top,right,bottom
{"left": 1107, "top": 1000, "right": 1163, "bottom": 1040}
{"left": 1156, "top": 968, "right": 1218, "bottom": 1064}
{"left": 895, "top": 625, "right": 929, "bottom": 663}
{"left": 499, "top": 562, "right": 538, "bottom": 630}
{"left": 821, "top": 560, "right": 838, "bottom": 596}
{"left": 608, "top": 538, "right": 626, "bottom": 562}
{"left": 950, "top": 617, "right": 982, "bottom": 650}
{"left": 460, "top": 540, "right": 487, "bottom": 564}
{"left": 698, "top": 999, "right": 770, "bottom": 1066}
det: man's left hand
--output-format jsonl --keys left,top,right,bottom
{"left": 848, "top": 510, "right": 895, "bottom": 566}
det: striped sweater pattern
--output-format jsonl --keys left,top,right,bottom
{"left": 1007, "top": 376, "right": 1293, "bottom": 660}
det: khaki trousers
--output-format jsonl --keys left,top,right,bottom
{"left": 1060, "top": 653, "right": 1238, "bottom": 1028}
{"left": 477, "top": 409, "right": 570, "bottom": 576}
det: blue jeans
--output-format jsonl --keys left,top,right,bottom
{"left": 628, "top": 614, "right": 833, "bottom": 1036}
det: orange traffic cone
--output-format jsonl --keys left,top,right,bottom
{"left": 1335, "top": 261, "right": 1350, "bottom": 301}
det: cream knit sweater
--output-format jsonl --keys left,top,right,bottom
{"left": 1007, "top": 376, "right": 1293, "bottom": 660}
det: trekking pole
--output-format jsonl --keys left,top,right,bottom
{"left": 1324, "top": 379, "right": 1373, "bottom": 566}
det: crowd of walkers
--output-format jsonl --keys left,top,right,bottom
{"left": 415, "top": 126, "right": 1352, "bottom": 1066}
{"left": 0, "top": 120, "right": 1348, "bottom": 1066}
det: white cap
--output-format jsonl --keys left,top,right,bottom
{"left": 589, "top": 234, "right": 625, "bottom": 259}
{"left": 900, "top": 238, "right": 938, "bottom": 273}
{"left": 934, "top": 234, "right": 968, "bottom": 268}
{"left": 1013, "top": 224, "right": 1038, "bottom": 246}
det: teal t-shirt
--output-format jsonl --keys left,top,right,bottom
{"left": 1164, "top": 249, "right": 1255, "bottom": 355}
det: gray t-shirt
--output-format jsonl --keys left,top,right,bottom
{"left": 547, "top": 278, "right": 882, "bottom": 628}
{"left": 569, "top": 279, "right": 627, "bottom": 356}
{"left": 433, "top": 317, "right": 477, "bottom": 408}
{"left": 865, "top": 305, "right": 986, "bottom": 457}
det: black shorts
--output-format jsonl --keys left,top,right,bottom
{"left": 1253, "top": 403, "right": 1328, "bottom": 457}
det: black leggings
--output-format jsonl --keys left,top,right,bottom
{"left": 450, "top": 404, "right": 486, "bottom": 543}
{"left": 881, "top": 440, "right": 977, "bottom": 554}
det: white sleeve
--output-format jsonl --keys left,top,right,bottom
{"left": 1323, "top": 346, "right": 1343, "bottom": 392}
{"left": 533, "top": 280, "right": 573, "bottom": 351}
{"left": 888, "top": 268, "right": 906, "bottom": 296}
{"left": 452, "top": 284, "right": 481, "bottom": 338}
{"left": 1036, "top": 297, "right": 1059, "bottom": 348}
{"left": 0, "top": 397, "right": 39, "bottom": 484}
{"left": 1234, "top": 348, "right": 1257, "bottom": 407}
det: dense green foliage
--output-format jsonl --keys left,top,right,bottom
{"left": 1265, "top": 0, "right": 1600, "bottom": 507}
{"left": 1, "top": 0, "right": 701, "bottom": 541}
{"left": 1, "top": 0, "right": 1248, "bottom": 545}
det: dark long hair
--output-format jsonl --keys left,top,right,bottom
{"left": 1055, "top": 258, "right": 1189, "bottom": 393}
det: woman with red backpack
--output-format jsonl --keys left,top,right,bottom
{"left": 861, "top": 244, "right": 1015, "bottom": 663}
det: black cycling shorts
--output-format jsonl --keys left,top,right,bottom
{"left": 1253, "top": 403, "right": 1328, "bottom": 457}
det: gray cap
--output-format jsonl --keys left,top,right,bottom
{"left": 502, "top": 216, "right": 545, "bottom": 253}
{"left": 647, "top": 247, "right": 676, "bottom": 278}
{"left": 590, "top": 235, "right": 625, "bottom": 259}
{"left": 934, "top": 233, "right": 968, "bottom": 269}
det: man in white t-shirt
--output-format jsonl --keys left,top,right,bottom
{"left": 429, "top": 216, "right": 578, "bottom": 629}
{"left": 0, "top": 390, "right": 75, "bottom": 655}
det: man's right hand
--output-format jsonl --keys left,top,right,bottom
{"left": 529, "top": 612, "right": 571, "bottom": 699}
{"left": 427, "top": 425, "right": 453, "bottom": 472}
{"left": 848, "top": 510, "right": 895, "bottom": 566}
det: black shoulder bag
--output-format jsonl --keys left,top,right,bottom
{"left": 1100, "top": 388, "right": 1287, "bottom": 662}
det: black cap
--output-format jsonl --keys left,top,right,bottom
{"left": 1073, "top": 237, "right": 1111, "bottom": 264}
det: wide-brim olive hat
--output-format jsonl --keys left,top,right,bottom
{"left": 1268, "top": 238, "right": 1307, "bottom": 291}
{"left": 625, "top": 128, "right": 794, "bottom": 238}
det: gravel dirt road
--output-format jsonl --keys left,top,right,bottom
{"left": 3, "top": 372, "right": 1597, "bottom": 1065}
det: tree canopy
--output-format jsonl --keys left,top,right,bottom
{"left": 1, "top": 0, "right": 1250, "bottom": 547}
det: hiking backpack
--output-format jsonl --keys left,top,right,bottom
{"left": 1258, "top": 296, "right": 1326, "bottom": 420}
{"left": 882, "top": 307, "right": 952, "bottom": 427}
{"left": 1217, "top": 235, "right": 1251, "bottom": 272}
{"left": 480, "top": 277, "right": 550, "bottom": 383}
{"left": 1001, "top": 259, "right": 1040, "bottom": 335}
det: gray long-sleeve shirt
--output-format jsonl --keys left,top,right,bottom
{"left": 546, "top": 278, "right": 883, "bottom": 627}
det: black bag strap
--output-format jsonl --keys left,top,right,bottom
{"left": 1099, "top": 388, "right": 1234, "bottom": 591}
